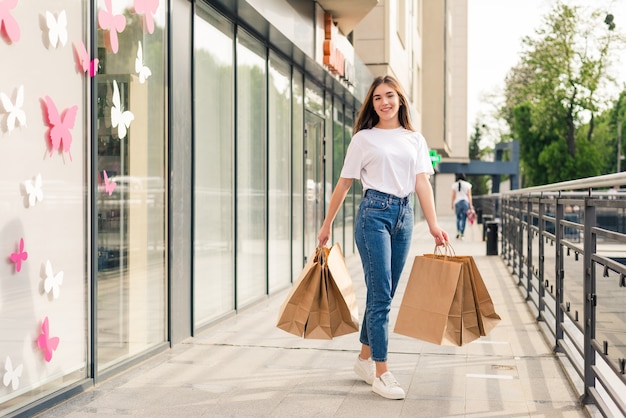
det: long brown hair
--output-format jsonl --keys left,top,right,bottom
{"left": 353, "top": 75, "right": 414, "bottom": 135}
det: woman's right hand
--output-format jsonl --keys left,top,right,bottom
{"left": 317, "top": 224, "right": 331, "bottom": 248}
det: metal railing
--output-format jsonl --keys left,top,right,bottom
{"left": 486, "top": 173, "right": 626, "bottom": 417}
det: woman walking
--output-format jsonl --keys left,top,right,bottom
{"left": 451, "top": 173, "right": 473, "bottom": 239}
{"left": 317, "top": 75, "right": 448, "bottom": 400}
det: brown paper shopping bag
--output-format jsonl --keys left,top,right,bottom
{"left": 465, "top": 256, "right": 501, "bottom": 335}
{"left": 304, "top": 255, "right": 333, "bottom": 339}
{"left": 326, "top": 243, "right": 359, "bottom": 337}
{"left": 435, "top": 254, "right": 501, "bottom": 337}
{"left": 277, "top": 244, "right": 359, "bottom": 339}
{"left": 421, "top": 254, "right": 483, "bottom": 345}
{"left": 393, "top": 255, "right": 463, "bottom": 345}
{"left": 276, "top": 247, "right": 324, "bottom": 337}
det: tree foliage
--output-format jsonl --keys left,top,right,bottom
{"left": 467, "top": 123, "right": 490, "bottom": 196}
{"left": 502, "top": 1, "right": 623, "bottom": 186}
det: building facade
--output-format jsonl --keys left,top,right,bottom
{"left": 0, "top": 1, "right": 466, "bottom": 415}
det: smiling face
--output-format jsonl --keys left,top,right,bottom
{"left": 372, "top": 83, "right": 402, "bottom": 128}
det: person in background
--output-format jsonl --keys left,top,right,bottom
{"left": 317, "top": 75, "right": 448, "bottom": 400}
{"left": 451, "top": 173, "right": 473, "bottom": 239}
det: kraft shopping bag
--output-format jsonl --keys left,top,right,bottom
{"left": 465, "top": 256, "right": 501, "bottom": 335}
{"left": 435, "top": 253, "right": 501, "bottom": 336}
{"left": 326, "top": 243, "right": 359, "bottom": 337}
{"left": 393, "top": 254, "right": 464, "bottom": 345}
{"left": 277, "top": 244, "right": 359, "bottom": 339}
{"left": 304, "top": 252, "right": 333, "bottom": 339}
{"left": 276, "top": 247, "right": 324, "bottom": 337}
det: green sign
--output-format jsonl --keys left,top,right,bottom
{"left": 429, "top": 149, "right": 441, "bottom": 167}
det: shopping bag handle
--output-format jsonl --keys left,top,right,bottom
{"left": 433, "top": 243, "right": 456, "bottom": 257}
{"left": 315, "top": 246, "right": 329, "bottom": 266}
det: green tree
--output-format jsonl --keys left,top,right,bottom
{"left": 502, "top": 1, "right": 622, "bottom": 186}
{"left": 468, "top": 123, "right": 490, "bottom": 195}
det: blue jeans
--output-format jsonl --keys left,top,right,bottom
{"left": 455, "top": 200, "right": 470, "bottom": 234}
{"left": 355, "top": 189, "right": 414, "bottom": 362}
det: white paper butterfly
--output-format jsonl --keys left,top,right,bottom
{"left": 111, "top": 80, "right": 134, "bottom": 139}
{"left": 46, "top": 10, "right": 68, "bottom": 48}
{"left": 24, "top": 173, "right": 44, "bottom": 207}
{"left": 0, "top": 85, "right": 26, "bottom": 133}
{"left": 3, "top": 356, "right": 23, "bottom": 391}
{"left": 44, "top": 260, "right": 64, "bottom": 299}
{"left": 135, "top": 41, "right": 152, "bottom": 84}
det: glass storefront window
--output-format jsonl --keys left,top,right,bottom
{"left": 193, "top": 5, "right": 235, "bottom": 326}
{"left": 292, "top": 70, "right": 305, "bottom": 277}
{"left": 332, "top": 104, "right": 345, "bottom": 250}
{"left": 95, "top": 0, "right": 167, "bottom": 371}
{"left": 0, "top": 3, "right": 88, "bottom": 414}
{"left": 303, "top": 82, "right": 325, "bottom": 260}
{"left": 236, "top": 30, "right": 267, "bottom": 307}
{"left": 344, "top": 107, "right": 356, "bottom": 255}
{"left": 268, "top": 52, "right": 292, "bottom": 293}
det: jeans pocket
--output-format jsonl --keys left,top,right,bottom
{"left": 363, "top": 196, "right": 389, "bottom": 212}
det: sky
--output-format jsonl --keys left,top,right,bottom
{"left": 467, "top": 0, "right": 626, "bottom": 136}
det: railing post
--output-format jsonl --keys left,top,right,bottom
{"left": 501, "top": 197, "right": 509, "bottom": 264}
{"left": 554, "top": 199, "right": 564, "bottom": 351}
{"left": 537, "top": 197, "right": 545, "bottom": 319}
{"left": 517, "top": 197, "right": 524, "bottom": 285}
{"left": 581, "top": 197, "right": 597, "bottom": 404}
{"left": 526, "top": 197, "right": 533, "bottom": 301}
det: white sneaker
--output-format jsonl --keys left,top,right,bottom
{"left": 353, "top": 355, "right": 375, "bottom": 385}
{"left": 372, "top": 371, "right": 405, "bottom": 400}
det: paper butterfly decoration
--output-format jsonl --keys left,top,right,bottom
{"left": 37, "top": 317, "right": 60, "bottom": 363}
{"left": 135, "top": 41, "right": 152, "bottom": 84}
{"left": 111, "top": 80, "right": 134, "bottom": 139}
{"left": 103, "top": 170, "right": 116, "bottom": 195}
{"left": 3, "top": 356, "right": 23, "bottom": 391}
{"left": 24, "top": 173, "right": 44, "bottom": 207}
{"left": 98, "top": 0, "right": 126, "bottom": 54}
{"left": 45, "top": 10, "right": 67, "bottom": 48}
{"left": 0, "top": 84, "right": 26, "bottom": 133}
{"left": 9, "top": 237, "right": 27, "bottom": 273}
{"left": 0, "top": 0, "right": 20, "bottom": 43}
{"left": 74, "top": 40, "right": 99, "bottom": 77}
{"left": 44, "top": 260, "right": 63, "bottom": 299}
{"left": 44, "top": 96, "right": 78, "bottom": 161}
{"left": 134, "top": 0, "right": 159, "bottom": 34}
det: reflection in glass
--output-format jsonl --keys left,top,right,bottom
{"left": 236, "top": 31, "right": 267, "bottom": 307}
{"left": 96, "top": 3, "right": 166, "bottom": 370}
{"left": 193, "top": 5, "right": 235, "bottom": 325}
{"left": 268, "top": 53, "right": 292, "bottom": 293}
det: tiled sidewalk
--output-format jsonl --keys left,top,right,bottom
{"left": 38, "top": 216, "right": 595, "bottom": 417}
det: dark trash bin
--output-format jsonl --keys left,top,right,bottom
{"left": 476, "top": 208, "right": 483, "bottom": 224}
{"left": 482, "top": 215, "right": 493, "bottom": 241}
{"left": 486, "top": 221, "right": 498, "bottom": 255}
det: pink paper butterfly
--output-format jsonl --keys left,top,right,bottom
{"left": 0, "top": 0, "right": 20, "bottom": 43}
{"left": 98, "top": 0, "right": 126, "bottom": 54}
{"left": 9, "top": 237, "right": 27, "bottom": 272}
{"left": 103, "top": 170, "right": 116, "bottom": 195}
{"left": 44, "top": 96, "right": 78, "bottom": 162}
{"left": 133, "top": 0, "right": 158, "bottom": 34}
{"left": 73, "top": 40, "right": 99, "bottom": 77}
{"left": 37, "top": 317, "right": 60, "bottom": 363}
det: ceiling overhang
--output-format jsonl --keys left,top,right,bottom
{"left": 315, "top": 0, "right": 379, "bottom": 35}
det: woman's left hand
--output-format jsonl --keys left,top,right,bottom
{"left": 430, "top": 225, "right": 449, "bottom": 246}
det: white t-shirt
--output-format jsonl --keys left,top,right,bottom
{"left": 452, "top": 180, "right": 472, "bottom": 204}
{"left": 340, "top": 127, "right": 434, "bottom": 198}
